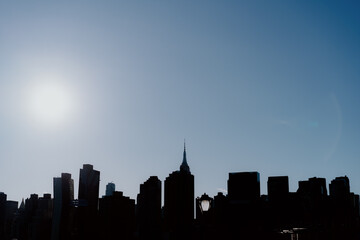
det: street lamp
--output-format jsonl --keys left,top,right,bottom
{"left": 197, "top": 193, "right": 213, "bottom": 213}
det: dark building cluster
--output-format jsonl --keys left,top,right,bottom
{"left": 0, "top": 146, "right": 360, "bottom": 240}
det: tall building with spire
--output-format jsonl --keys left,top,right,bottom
{"left": 164, "top": 143, "right": 194, "bottom": 239}
{"left": 180, "top": 141, "right": 190, "bottom": 173}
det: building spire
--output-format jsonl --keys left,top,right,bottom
{"left": 19, "top": 198, "right": 25, "bottom": 210}
{"left": 180, "top": 140, "right": 190, "bottom": 173}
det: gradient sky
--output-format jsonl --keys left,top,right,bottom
{"left": 0, "top": 0, "right": 359, "bottom": 203}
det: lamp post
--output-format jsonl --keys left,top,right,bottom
{"left": 196, "top": 193, "right": 214, "bottom": 239}
{"left": 196, "top": 193, "right": 213, "bottom": 222}
{"left": 198, "top": 193, "right": 212, "bottom": 213}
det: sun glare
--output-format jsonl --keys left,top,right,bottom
{"left": 26, "top": 81, "right": 77, "bottom": 128}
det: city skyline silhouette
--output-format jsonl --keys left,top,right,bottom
{"left": 1, "top": 151, "right": 359, "bottom": 240}
{"left": 0, "top": 2, "right": 360, "bottom": 239}
{"left": 2, "top": 143, "right": 359, "bottom": 203}
{"left": 2, "top": 145, "right": 359, "bottom": 206}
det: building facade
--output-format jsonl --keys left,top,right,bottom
{"left": 164, "top": 145, "right": 194, "bottom": 239}
{"left": 137, "top": 176, "right": 161, "bottom": 240}
{"left": 105, "top": 182, "right": 115, "bottom": 197}
{"left": 51, "top": 173, "right": 74, "bottom": 240}
{"left": 77, "top": 164, "right": 100, "bottom": 240}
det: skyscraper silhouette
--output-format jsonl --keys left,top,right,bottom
{"left": 267, "top": 176, "right": 290, "bottom": 231}
{"left": 99, "top": 191, "right": 136, "bottom": 240}
{"left": 105, "top": 182, "right": 115, "bottom": 196}
{"left": 4, "top": 200, "right": 18, "bottom": 240}
{"left": 77, "top": 164, "right": 100, "bottom": 240}
{"left": 137, "top": 176, "right": 162, "bottom": 240}
{"left": 51, "top": 173, "right": 74, "bottom": 240}
{"left": 0, "top": 192, "right": 6, "bottom": 239}
{"left": 298, "top": 177, "right": 328, "bottom": 198}
{"left": 329, "top": 176, "right": 357, "bottom": 233}
{"left": 330, "top": 176, "right": 350, "bottom": 199}
{"left": 30, "top": 193, "right": 53, "bottom": 240}
{"left": 164, "top": 144, "right": 194, "bottom": 239}
{"left": 226, "top": 172, "right": 262, "bottom": 239}
{"left": 78, "top": 164, "right": 100, "bottom": 210}
{"left": 227, "top": 172, "right": 260, "bottom": 202}
{"left": 267, "top": 176, "right": 289, "bottom": 202}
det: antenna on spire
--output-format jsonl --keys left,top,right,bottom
{"left": 180, "top": 139, "right": 190, "bottom": 173}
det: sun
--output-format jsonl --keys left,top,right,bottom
{"left": 25, "top": 81, "right": 77, "bottom": 128}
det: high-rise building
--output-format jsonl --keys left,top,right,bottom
{"left": 330, "top": 176, "right": 350, "bottom": 199}
{"left": 296, "top": 177, "right": 329, "bottom": 227}
{"left": 4, "top": 200, "right": 18, "bottom": 239}
{"left": 227, "top": 172, "right": 260, "bottom": 202}
{"left": 99, "top": 191, "right": 136, "bottom": 240}
{"left": 78, "top": 164, "right": 100, "bottom": 210}
{"left": 105, "top": 183, "right": 115, "bottom": 197}
{"left": 351, "top": 193, "right": 360, "bottom": 217}
{"left": 164, "top": 144, "right": 194, "bottom": 238}
{"left": 16, "top": 194, "right": 39, "bottom": 239}
{"left": 78, "top": 164, "right": 100, "bottom": 240}
{"left": 12, "top": 198, "right": 25, "bottom": 240}
{"left": 298, "top": 177, "right": 327, "bottom": 198}
{"left": 51, "top": 173, "right": 74, "bottom": 240}
{"left": 25, "top": 194, "right": 39, "bottom": 221}
{"left": 0, "top": 192, "right": 6, "bottom": 239}
{"left": 329, "top": 176, "right": 353, "bottom": 225}
{"left": 267, "top": 176, "right": 289, "bottom": 201}
{"left": 226, "top": 171, "right": 261, "bottom": 238}
{"left": 30, "top": 193, "right": 53, "bottom": 240}
{"left": 266, "top": 176, "right": 291, "bottom": 230}
{"left": 137, "top": 176, "right": 161, "bottom": 240}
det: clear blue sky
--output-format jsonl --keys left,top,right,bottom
{"left": 0, "top": 0, "right": 359, "bottom": 203}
